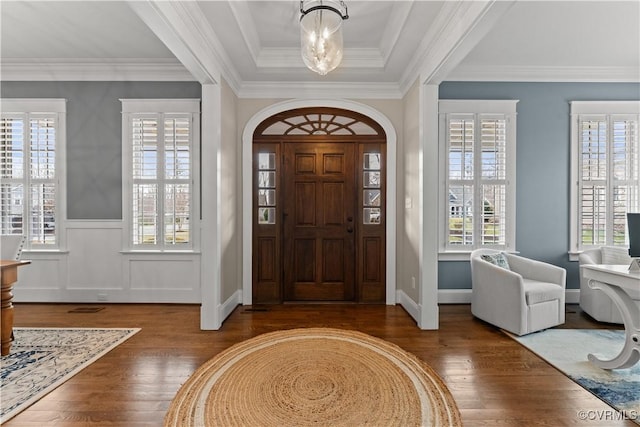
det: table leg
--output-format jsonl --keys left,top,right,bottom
{"left": 587, "top": 279, "right": 640, "bottom": 369}
{"left": 1, "top": 280, "right": 15, "bottom": 356}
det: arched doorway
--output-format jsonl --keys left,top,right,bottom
{"left": 251, "top": 108, "right": 386, "bottom": 303}
{"left": 242, "top": 100, "right": 396, "bottom": 305}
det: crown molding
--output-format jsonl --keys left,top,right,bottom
{"left": 446, "top": 65, "right": 640, "bottom": 83}
{"left": 237, "top": 80, "right": 403, "bottom": 99}
{"left": 400, "top": 0, "right": 515, "bottom": 93}
{"left": 399, "top": 0, "right": 468, "bottom": 92}
{"left": 127, "top": 0, "right": 242, "bottom": 93}
{"left": 0, "top": 59, "right": 195, "bottom": 81}
{"left": 378, "top": 1, "right": 414, "bottom": 63}
{"left": 228, "top": 0, "right": 262, "bottom": 64}
{"left": 256, "top": 47, "right": 384, "bottom": 69}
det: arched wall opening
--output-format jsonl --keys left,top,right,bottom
{"left": 241, "top": 99, "right": 398, "bottom": 305}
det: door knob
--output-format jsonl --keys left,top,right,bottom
{"left": 347, "top": 226, "right": 354, "bottom": 233}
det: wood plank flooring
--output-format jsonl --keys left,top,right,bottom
{"left": 5, "top": 303, "right": 633, "bottom": 426}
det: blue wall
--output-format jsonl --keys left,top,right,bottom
{"left": 1, "top": 81, "right": 201, "bottom": 220}
{"left": 438, "top": 82, "right": 640, "bottom": 290}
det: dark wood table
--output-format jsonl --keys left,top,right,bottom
{"left": 1, "top": 260, "right": 30, "bottom": 356}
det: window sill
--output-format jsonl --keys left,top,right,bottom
{"left": 438, "top": 252, "right": 471, "bottom": 261}
{"left": 22, "top": 249, "right": 70, "bottom": 255}
{"left": 568, "top": 251, "right": 581, "bottom": 262}
{"left": 119, "top": 250, "right": 201, "bottom": 255}
{"left": 439, "top": 249, "right": 519, "bottom": 262}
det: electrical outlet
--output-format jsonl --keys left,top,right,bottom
{"left": 97, "top": 293, "right": 108, "bottom": 301}
{"left": 405, "top": 197, "right": 413, "bottom": 209}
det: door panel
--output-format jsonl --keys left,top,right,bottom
{"left": 283, "top": 143, "right": 356, "bottom": 301}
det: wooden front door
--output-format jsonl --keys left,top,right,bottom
{"left": 282, "top": 142, "right": 356, "bottom": 301}
{"left": 252, "top": 107, "right": 386, "bottom": 304}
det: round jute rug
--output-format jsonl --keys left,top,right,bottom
{"left": 165, "top": 328, "right": 462, "bottom": 427}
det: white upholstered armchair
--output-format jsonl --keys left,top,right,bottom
{"left": 579, "top": 246, "right": 640, "bottom": 323}
{"left": 470, "top": 249, "right": 566, "bottom": 336}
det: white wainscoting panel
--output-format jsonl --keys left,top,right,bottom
{"left": 128, "top": 256, "right": 199, "bottom": 289}
{"left": 67, "top": 224, "right": 123, "bottom": 290}
{"left": 12, "top": 220, "right": 201, "bottom": 303}
{"left": 15, "top": 256, "right": 64, "bottom": 290}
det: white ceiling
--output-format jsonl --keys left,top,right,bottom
{"left": 1, "top": 1, "right": 639, "bottom": 98}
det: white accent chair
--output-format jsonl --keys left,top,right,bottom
{"left": 470, "top": 249, "right": 567, "bottom": 336}
{"left": 579, "top": 246, "right": 640, "bottom": 324}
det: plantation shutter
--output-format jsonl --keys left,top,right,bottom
{"left": 0, "top": 116, "right": 25, "bottom": 236}
{"left": 1, "top": 113, "right": 57, "bottom": 245}
{"left": 444, "top": 113, "right": 510, "bottom": 250}
{"left": 578, "top": 114, "right": 639, "bottom": 247}
{"left": 131, "top": 114, "right": 192, "bottom": 248}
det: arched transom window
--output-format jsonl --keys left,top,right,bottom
{"left": 254, "top": 108, "right": 385, "bottom": 138}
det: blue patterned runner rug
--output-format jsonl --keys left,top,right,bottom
{"left": 0, "top": 327, "right": 140, "bottom": 423}
{"left": 514, "top": 329, "right": 639, "bottom": 425}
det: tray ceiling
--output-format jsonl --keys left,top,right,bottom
{"left": 1, "top": 1, "right": 638, "bottom": 97}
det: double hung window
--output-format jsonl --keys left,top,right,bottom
{"left": 439, "top": 100, "right": 518, "bottom": 257}
{"left": 121, "top": 99, "right": 200, "bottom": 251}
{"left": 0, "top": 99, "right": 66, "bottom": 249}
{"left": 570, "top": 101, "right": 640, "bottom": 255}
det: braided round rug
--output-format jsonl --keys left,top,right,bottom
{"left": 165, "top": 328, "right": 461, "bottom": 427}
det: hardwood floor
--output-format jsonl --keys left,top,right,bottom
{"left": 5, "top": 303, "right": 633, "bottom": 426}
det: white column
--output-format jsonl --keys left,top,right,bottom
{"left": 419, "top": 83, "right": 440, "bottom": 329}
{"left": 200, "top": 83, "right": 222, "bottom": 329}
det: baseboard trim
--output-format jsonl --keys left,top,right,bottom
{"left": 396, "top": 290, "right": 420, "bottom": 323}
{"left": 565, "top": 289, "right": 580, "bottom": 304}
{"left": 438, "top": 289, "right": 472, "bottom": 304}
{"left": 437, "top": 288, "right": 581, "bottom": 304}
{"left": 219, "top": 290, "right": 242, "bottom": 324}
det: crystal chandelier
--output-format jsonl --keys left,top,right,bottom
{"left": 299, "top": 0, "right": 349, "bottom": 76}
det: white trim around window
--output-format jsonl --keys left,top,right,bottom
{"left": 121, "top": 99, "right": 201, "bottom": 252}
{"left": 438, "top": 100, "right": 518, "bottom": 261}
{"left": 569, "top": 100, "right": 640, "bottom": 261}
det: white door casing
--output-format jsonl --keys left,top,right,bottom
{"left": 242, "top": 99, "right": 397, "bottom": 305}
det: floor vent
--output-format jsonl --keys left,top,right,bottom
{"left": 242, "top": 307, "right": 269, "bottom": 313}
{"left": 68, "top": 307, "right": 105, "bottom": 313}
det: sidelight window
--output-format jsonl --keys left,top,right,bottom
{"left": 363, "top": 153, "right": 382, "bottom": 224}
{"left": 257, "top": 152, "right": 277, "bottom": 224}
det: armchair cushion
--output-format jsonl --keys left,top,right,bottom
{"left": 481, "top": 252, "right": 510, "bottom": 270}
{"left": 523, "top": 279, "right": 564, "bottom": 305}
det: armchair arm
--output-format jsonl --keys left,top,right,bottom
{"left": 505, "top": 253, "right": 566, "bottom": 288}
{"left": 471, "top": 257, "right": 528, "bottom": 333}
{"left": 471, "top": 258, "right": 526, "bottom": 300}
{"left": 578, "top": 252, "right": 598, "bottom": 266}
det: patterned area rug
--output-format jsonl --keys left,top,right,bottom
{"left": 165, "top": 328, "right": 462, "bottom": 427}
{"left": 514, "top": 329, "right": 640, "bottom": 424}
{"left": 0, "top": 327, "right": 140, "bottom": 423}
